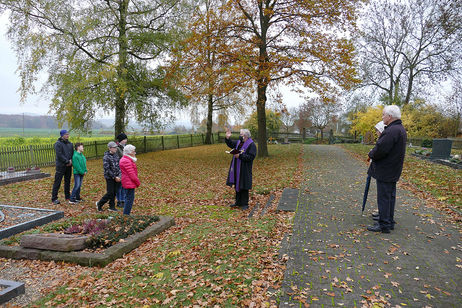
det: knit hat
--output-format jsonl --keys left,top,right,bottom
{"left": 107, "top": 141, "right": 118, "bottom": 148}
{"left": 116, "top": 132, "right": 128, "bottom": 142}
{"left": 374, "top": 121, "right": 385, "bottom": 134}
{"left": 60, "top": 129, "right": 68, "bottom": 137}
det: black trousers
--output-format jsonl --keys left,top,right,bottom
{"left": 235, "top": 189, "right": 249, "bottom": 206}
{"left": 376, "top": 180, "right": 396, "bottom": 230}
{"left": 98, "top": 179, "right": 120, "bottom": 209}
{"left": 51, "top": 165, "right": 72, "bottom": 201}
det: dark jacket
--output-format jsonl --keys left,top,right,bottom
{"left": 368, "top": 119, "right": 407, "bottom": 182}
{"left": 54, "top": 137, "right": 73, "bottom": 167}
{"left": 103, "top": 151, "right": 121, "bottom": 180}
{"left": 225, "top": 138, "right": 257, "bottom": 190}
{"left": 116, "top": 143, "right": 124, "bottom": 160}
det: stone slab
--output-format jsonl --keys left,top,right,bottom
{"left": 20, "top": 233, "right": 89, "bottom": 252}
{"left": 276, "top": 188, "right": 299, "bottom": 212}
{"left": 260, "top": 194, "right": 275, "bottom": 217}
{"left": 0, "top": 216, "right": 175, "bottom": 267}
{"left": 0, "top": 172, "right": 50, "bottom": 186}
{"left": 0, "top": 205, "right": 64, "bottom": 240}
{"left": 434, "top": 159, "right": 462, "bottom": 169}
{"left": 0, "top": 279, "right": 25, "bottom": 305}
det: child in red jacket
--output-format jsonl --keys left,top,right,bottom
{"left": 119, "top": 144, "right": 140, "bottom": 215}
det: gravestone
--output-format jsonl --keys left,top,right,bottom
{"left": 431, "top": 139, "right": 452, "bottom": 160}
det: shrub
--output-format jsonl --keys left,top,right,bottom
{"left": 421, "top": 139, "right": 433, "bottom": 148}
{"left": 86, "top": 215, "right": 159, "bottom": 249}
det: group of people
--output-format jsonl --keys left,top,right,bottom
{"left": 51, "top": 131, "right": 140, "bottom": 215}
{"left": 50, "top": 127, "right": 258, "bottom": 214}
{"left": 49, "top": 106, "right": 404, "bottom": 232}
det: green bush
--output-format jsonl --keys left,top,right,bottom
{"left": 303, "top": 137, "right": 317, "bottom": 144}
{"left": 421, "top": 139, "right": 433, "bottom": 148}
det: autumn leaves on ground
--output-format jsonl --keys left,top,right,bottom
{"left": 0, "top": 144, "right": 303, "bottom": 307}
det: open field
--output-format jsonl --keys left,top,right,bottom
{"left": 0, "top": 127, "right": 114, "bottom": 139}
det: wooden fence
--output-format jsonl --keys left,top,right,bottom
{"left": 0, "top": 133, "right": 223, "bottom": 172}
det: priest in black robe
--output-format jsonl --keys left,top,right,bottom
{"left": 225, "top": 128, "right": 257, "bottom": 210}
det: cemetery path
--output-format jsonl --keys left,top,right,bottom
{"left": 279, "top": 145, "right": 462, "bottom": 307}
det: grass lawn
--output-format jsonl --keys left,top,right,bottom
{"left": 339, "top": 144, "right": 462, "bottom": 214}
{"left": 0, "top": 143, "right": 302, "bottom": 307}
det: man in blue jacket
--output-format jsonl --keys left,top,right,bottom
{"left": 367, "top": 105, "right": 407, "bottom": 233}
{"left": 51, "top": 130, "right": 73, "bottom": 204}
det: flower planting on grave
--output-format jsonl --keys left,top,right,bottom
{"left": 1, "top": 214, "right": 159, "bottom": 250}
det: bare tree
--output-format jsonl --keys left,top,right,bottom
{"left": 357, "top": 0, "right": 462, "bottom": 105}
{"left": 294, "top": 105, "right": 312, "bottom": 140}
{"left": 302, "top": 98, "right": 338, "bottom": 140}
{"left": 279, "top": 107, "right": 296, "bottom": 139}
{"left": 444, "top": 76, "right": 462, "bottom": 136}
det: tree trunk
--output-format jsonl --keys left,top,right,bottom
{"left": 388, "top": 68, "right": 394, "bottom": 105}
{"left": 205, "top": 94, "right": 213, "bottom": 144}
{"left": 257, "top": 82, "right": 268, "bottom": 157}
{"left": 114, "top": 0, "right": 129, "bottom": 137}
{"left": 302, "top": 127, "right": 306, "bottom": 140}
{"left": 320, "top": 129, "right": 324, "bottom": 140}
{"left": 455, "top": 113, "right": 461, "bottom": 137}
{"left": 404, "top": 67, "right": 414, "bottom": 105}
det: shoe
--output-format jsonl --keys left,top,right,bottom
{"left": 229, "top": 204, "right": 239, "bottom": 208}
{"left": 371, "top": 213, "right": 379, "bottom": 218}
{"left": 68, "top": 200, "right": 78, "bottom": 204}
{"left": 108, "top": 207, "right": 118, "bottom": 212}
{"left": 367, "top": 224, "right": 390, "bottom": 233}
{"left": 372, "top": 216, "right": 379, "bottom": 221}
{"left": 96, "top": 201, "right": 103, "bottom": 212}
{"left": 52, "top": 199, "right": 60, "bottom": 205}
{"left": 239, "top": 205, "right": 249, "bottom": 210}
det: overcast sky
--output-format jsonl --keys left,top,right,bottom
{"left": 0, "top": 12, "right": 304, "bottom": 123}
{"left": 0, "top": 14, "right": 53, "bottom": 115}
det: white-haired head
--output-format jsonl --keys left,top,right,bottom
{"left": 123, "top": 144, "right": 136, "bottom": 155}
{"left": 383, "top": 105, "right": 401, "bottom": 119}
{"left": 240, "top": 129, "right": 251, "bottom": 138}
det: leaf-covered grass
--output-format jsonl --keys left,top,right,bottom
{"left": 339, "top": 144, "right": 462, "bottom": 211}
{"left": 0, "top": 143, "right": 302, "bottom": 307}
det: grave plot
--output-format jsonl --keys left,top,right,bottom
{"left": 0, "top": 215, "right": 174, "bottom": 267}
{"left": 0, "top": 205, "right": 64, "bottom": 240}
{"left": 0, "top": 167, "right": 50, "bottom": 186}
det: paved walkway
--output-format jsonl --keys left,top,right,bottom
{"left": 279, "top": 145, "right": 462, "bottom": 307}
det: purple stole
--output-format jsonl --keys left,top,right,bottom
{"left": 228, "top": 138, "right": 253, "bottom": 192}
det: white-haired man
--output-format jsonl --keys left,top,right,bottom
{"left": 367, "top": 105, "right": 407, "bottom": 233}
{"left": 225, "top": 128, "right": 257, "bottom": 210}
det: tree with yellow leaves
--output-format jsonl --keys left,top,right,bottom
{"left": 349, "top": 105, "right": 384, "bottom": 137}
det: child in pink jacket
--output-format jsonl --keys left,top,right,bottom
{"left": 119, "top": 144, "right": 140, "bottom": 215}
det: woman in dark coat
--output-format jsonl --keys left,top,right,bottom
{"left": 225, "top": 128, "right": 257, "bottom": 210}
